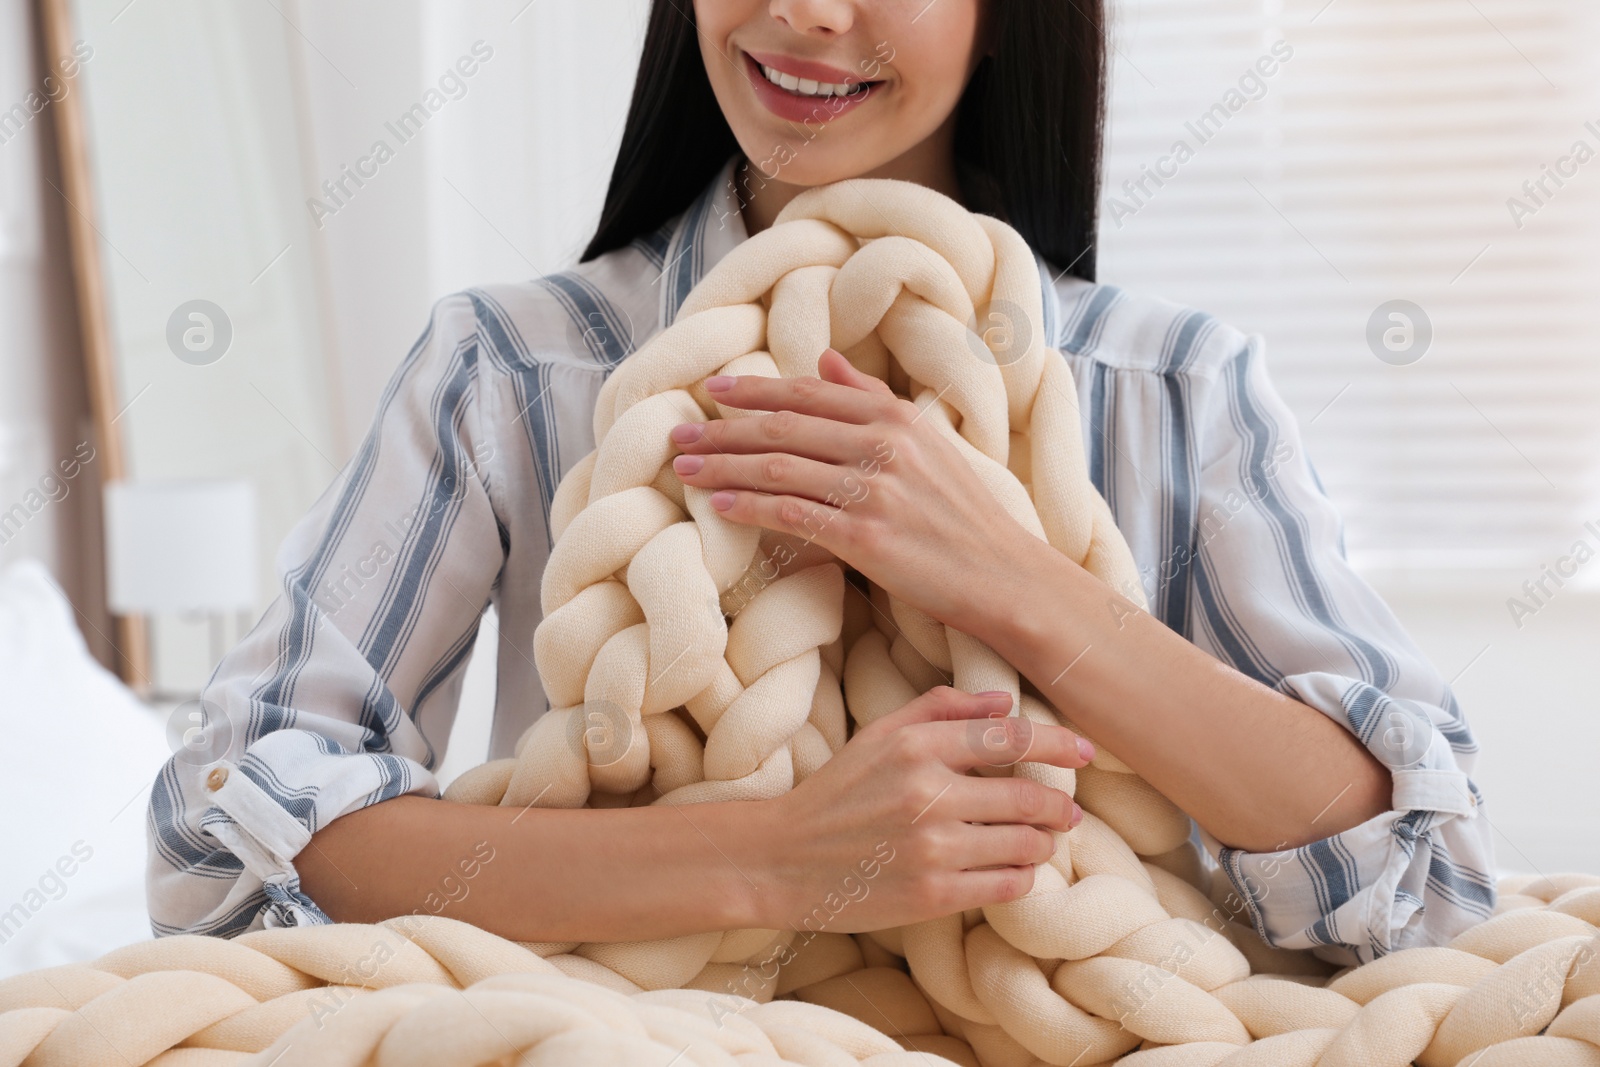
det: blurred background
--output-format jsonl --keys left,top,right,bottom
{"left": 0, "top": 0, "right": 1595, "bottom": 972}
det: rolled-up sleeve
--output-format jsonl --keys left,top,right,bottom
{"left": 1186, "top": 333, "right": 1497, "bottom": 968}
{"left": 146, "top": 291, "right": 505, "bottom": 938}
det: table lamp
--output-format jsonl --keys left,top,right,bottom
{"left": 104, "top": 479, "right": 259, "bottom": 693}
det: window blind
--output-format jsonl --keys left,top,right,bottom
{"left": 1097, "top": 0, "right": 1600, "bottom": 578}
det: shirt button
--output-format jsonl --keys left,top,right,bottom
{"left": 206, "top": 767, "right": 229, "bottom": 791}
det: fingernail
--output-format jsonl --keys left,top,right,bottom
{"left": 670, "top": 423, "right": 703, "bottom": 443}
{"left": 705, "top": 375, "right": 735, "bottom": 392}
{"left": 975, "top": 690, "right": 1011, "bottom": 700}
{"left": 1070, "top": 803, "right": 1083, "bottom": 827}
{"left": 710, "top": 490, "right": 736, "bottom": 511}
{"left": 673, "top": 454, "right": 704, "bottom": 475}
{"left": 1077, "top": 737, "right": 1096, "bottom": 762}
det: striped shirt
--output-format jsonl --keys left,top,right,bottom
{"left": 147, "top": 152, "right": 1496, "bottom": 968}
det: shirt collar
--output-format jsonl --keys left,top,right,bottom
{"left": 659, "top": 153, "right": 748, "bottom": 329}
{"left": 657, "top": 151, "right": 1067, "bottom": 350}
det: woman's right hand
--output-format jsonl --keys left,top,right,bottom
{"left": 752, "top": 686, "right": 1094, "bottom": 934}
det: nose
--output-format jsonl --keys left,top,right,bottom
{"left": 768, "top": 0, "right": 856, "bottom": 36}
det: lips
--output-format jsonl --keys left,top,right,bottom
{"left": 745, "top": 49, "right": 868, "bottom": 87}
{"left": 740, "top": 49, "right": 883, "bottom": 124}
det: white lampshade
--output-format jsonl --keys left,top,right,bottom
{"left": 105, "top": 480, "right": 259, "bottom": 614}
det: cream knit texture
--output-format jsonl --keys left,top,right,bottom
{"left": 4, "top": 178, "right": 1598, "bottom": 1066}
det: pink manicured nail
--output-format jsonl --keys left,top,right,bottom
{"left": 705, "top": 375, "right": 735, "bottom": 392}
{"left": 1070, "top": 803, "right": 1083, "bottom": 827}
{"left": 1077, "top": 737, "right": 1096, "bottom": 762}
{"left": 673, "top": 454, "right": 704, "bottom": 475}
{"left": 670, "top": 423, "right": 703, "bottom": 443}
{"left": 710, "top": 490, "right": 736, "bottom": 511}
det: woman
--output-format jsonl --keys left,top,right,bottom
{"left": 147, "top": 0, "right": 1494, "bottom": 969}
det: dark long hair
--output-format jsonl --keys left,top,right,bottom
{"left": 579, "top": 1, "right": 1107, "bottom": 282}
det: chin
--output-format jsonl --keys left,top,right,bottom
{"left": 733, "top": 134, "right": 893, "bottom": 189}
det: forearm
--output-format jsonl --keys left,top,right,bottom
{"left": 296, "top": 794, "right": 772, "bottom": 941}
{"left": 975, "top": 538, "right": 1391, "bottom": 853}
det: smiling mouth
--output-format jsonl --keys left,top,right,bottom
{"left": 743, "top": 51, "right": 881, "bottom": 100}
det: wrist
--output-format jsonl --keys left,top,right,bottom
{"left": 973, "top": 529, "right": 1089, "bottom": 663}
{"left": 699, "top": 796, "right": 795, "bottom": 930}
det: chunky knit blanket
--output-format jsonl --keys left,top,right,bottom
{"left": 5, "top": 179, "right": 1599, "bottom": 1067}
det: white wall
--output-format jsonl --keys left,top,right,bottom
{"left": 1370, "top": 579, "right": 1600, "bottom": 875}
{"left": 290, "top": 0, "right": 652, "bottom": 453}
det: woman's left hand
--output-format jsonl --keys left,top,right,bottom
{"left": 669, "top": 347, "right": 1041, "bottom": 632}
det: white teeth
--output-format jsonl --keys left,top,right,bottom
{"left": 759, "top": 62, "right": 865, "bottom": 98}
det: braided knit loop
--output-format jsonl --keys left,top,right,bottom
{"left": 3, "top": 179, "right": 1597, "bottom": 1066}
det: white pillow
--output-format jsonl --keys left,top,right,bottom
{"left": 0, "top": 559, "right": 171, "bottom": 978}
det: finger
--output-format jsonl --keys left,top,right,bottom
{"left": 949, "top": 775, "right": 1079, "bottom": 833}
{"left": 950, "top": 865, "right": 1038, "bottom": 910}
{"left": 705, "top": 369, "right": 904, "bottom": 425}
{"left": 869, "top": 686, "right": 1016, "bottom": 737}
{"left": 954, "top": 822, "right": 1059, "bottom": 870}
{"left": 673, "top": 450, "right": 855, "bottom": 504}
{"left": 924, "top": 714, "right": 1095, "bottom": 773}
{"left": 817, "top": 346, "right": 896, "bottom": 397}
{"left": 706, "top": 488, "right": 852, "bottom": 551}
{"left": 672, "top": 409, "right": 890, "bottom": 467}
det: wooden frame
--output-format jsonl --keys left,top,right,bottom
{"left": 36, "top": 0, "right": 151, "bottom": 691}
